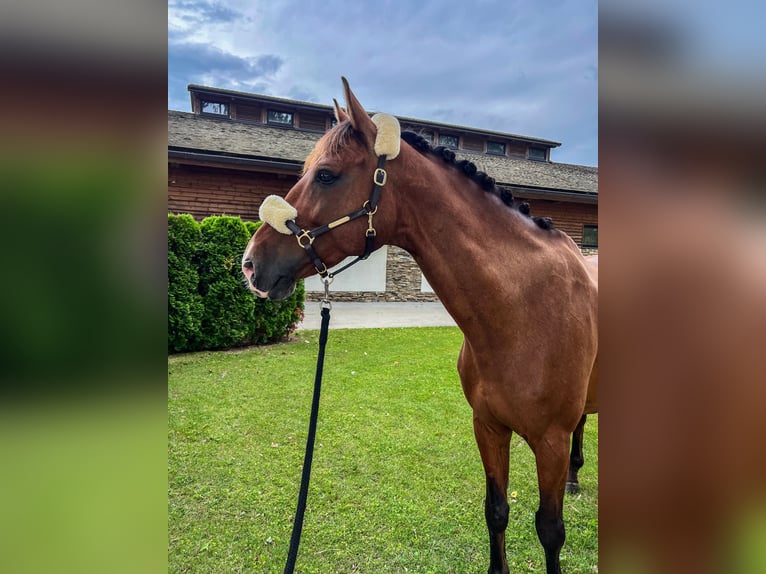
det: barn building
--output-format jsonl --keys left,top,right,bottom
{"left": 168, "top": 85, "right": 598, "bottom": 301}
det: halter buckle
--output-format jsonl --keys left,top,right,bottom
{"left": 373, "top": 168, "right": 387, "bottom": 186}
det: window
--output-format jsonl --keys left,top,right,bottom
{"left": 487, "top": 141, "right": 506, "bottom": 155}
{"left": 528, "top": 146, "right": 547, "bottom": 161}
{"left": 439, "top": 134, "right": 459, "bottom": 148}
{"left": 267, "top": 110, "right": 294, "bottom": 126}
{"left": 329, "top": 118, "right": 338, "bottom": 128}
{"left": 421, "top": 130, "right": 434, "bottom": 144}
{"left": 201, "top": 101, "right": 229, "bottom": 116}
{"left": 582, "top": 225, "right": 598, "bottom": 248}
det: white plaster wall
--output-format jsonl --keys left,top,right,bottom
{"left": 304, "top": 246, "right": 388, "bottom": 292}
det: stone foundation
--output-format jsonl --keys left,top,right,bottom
{"left": 305, "top": 246, "right": 440, "bottom": 302}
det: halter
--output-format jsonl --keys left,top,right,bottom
{"left": 259, "top": 113, "right": 401, "bottom": 283}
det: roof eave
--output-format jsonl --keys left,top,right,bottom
{"left": 504, "top": 183, "right": 598, "bottom": 203}
{"left": 168, "top": 147, "right": 304, "bottom": 173}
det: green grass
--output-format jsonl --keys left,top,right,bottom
{"left": 168, "top": 327, "right": 598, "bottom": 573}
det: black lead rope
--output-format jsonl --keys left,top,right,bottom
{"left": 282, "top": 155, "right": 389, "bottom": 573}
{"left": 284, "top": 301, "right": 331, "bottom": 574}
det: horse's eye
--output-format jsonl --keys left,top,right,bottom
{"left": 315, "top": 169, "right": 338, "bottom": 186}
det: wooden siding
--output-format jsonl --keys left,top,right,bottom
{"left": 234, "top": 103, "right": 262, "bottom": 122}
{"left": 507, "top": 141, "right": 527, "bottom": 157}
{"left": 517, "top": 197, "right": 598, "bottom": 248}
{"left": 299, "top": 111, "right": 328, "bottom": 131}
{"left": 168, "top": 164, "right": 297, "bottom": 222}
{"left": 462, "top": 134, "right": 484, "bottom": 152}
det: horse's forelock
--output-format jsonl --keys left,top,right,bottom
{"left": 302, "top": 121, "right": 364, "bottom": 174}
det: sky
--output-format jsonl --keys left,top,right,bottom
{"left": 168, "top": 0, "right": 598, "bottom": 166}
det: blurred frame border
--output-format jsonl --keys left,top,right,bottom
{"left": 600, "top": 3, "right": 766, "bottom": 573}
{"left": 0, "top": 2, "right": 168, "bottom": 574}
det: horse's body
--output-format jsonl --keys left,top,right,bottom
{"left": 242, "top": 79, "right": 598, "bottom": 574}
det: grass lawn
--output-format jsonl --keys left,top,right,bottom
{"left": 168, "top": 327, "right": 598, "bottom": 573}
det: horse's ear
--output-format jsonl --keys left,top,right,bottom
{"left": 341, "top": 76, "right": 376, "bottom": 139}
{"left": 332, "top": 98, "right": 348, "bottom": 123}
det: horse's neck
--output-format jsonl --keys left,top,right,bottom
{"left": 391, "top": 152, "right": 545, "bottom": 337}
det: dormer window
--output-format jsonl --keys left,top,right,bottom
{"left": 267, "top": 110, "right": 294, "bottom": 126}
{"left": 487, "top": 141, "right": 506, "bottom": 155}
{"left": 528, "top": 146, "right": 547, "bottom": 161}
{"left": 201, "top": 101, "right": 229, "bottom": 117}
{"left": 439, "top": 134, "right": 459, "bottom": 149}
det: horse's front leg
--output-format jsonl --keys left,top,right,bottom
{"left": 566, "top": 414, "right": 587, "bottom": 494}
{"left": 530, "top": 429, "right": 571, "bottom": 574}
{"left": 473, "top": 416, "right": 512, "bottom": 574}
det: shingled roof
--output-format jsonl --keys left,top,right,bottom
{"left": 168, "top": 110, "right": 597, "bottom": 197}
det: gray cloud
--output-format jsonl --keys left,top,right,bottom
{"left": 168, "top": 40, "right": 283, "bottom": 110}
{"left": 169, "top": 0, "right": 244, "bottom": 26}
{"left": 285, "top": 86, "right": 319, "bottom": 103}
{"left": 168, "top": 0, "right": 598, "bottom": 165}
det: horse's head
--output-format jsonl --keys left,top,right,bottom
{"left": 242, "top": 77, "right": 402, "bottom": 300}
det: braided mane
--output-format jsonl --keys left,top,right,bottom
{"left": 400, "top": 131, "right": 553, "bottom": 230}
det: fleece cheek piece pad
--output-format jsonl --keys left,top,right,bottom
{"left": 259, "top": 194, "right": 298, "bottom": 235}
{"left": 259, "top": 113, "right": 401, "bottom": 234}
{"left": 371, "top": 113, "right": 400, "bottom": 160}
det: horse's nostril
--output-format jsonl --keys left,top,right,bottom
{"left": 242, "top": 258, "right": 254, "bottom": 270}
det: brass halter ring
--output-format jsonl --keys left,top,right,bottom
{"left": 296, "top": 230, "right": 315, "bottom": 248}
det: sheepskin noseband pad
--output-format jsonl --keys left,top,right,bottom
{"left": 259, "top": 195, "right": 298, "bottom": 235}
{"left": 371, "top": 113, "right": 400, "bottom": 160}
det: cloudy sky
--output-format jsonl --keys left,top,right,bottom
{"left": 169, "top": 0, "right": 598, "bottom": 166}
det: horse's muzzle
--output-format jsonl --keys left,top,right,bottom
{"left": 240, "top": 258, "right": 265, "bottom": 297}
{"left": 241, "top": 256, "right": 297, "bottom": 300}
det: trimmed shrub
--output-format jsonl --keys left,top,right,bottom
{"left": 244, "top": 220, "right": 260, "bottom": 238}
{"left": 167, "top": 214, "right": 305, "bottom": 353}
{"left": 168, "top": 214, "right": 204, "bottom": 352}
{"left": 197, "top": 216, "right": 257, "bottom": 349}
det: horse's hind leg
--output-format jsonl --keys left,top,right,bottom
{"left": 473, "top": 417, "right": 512, "bottom": 574}
{"left": 566, "top": 414, "right": 587, "bottom": 494}
{"left": 530, "top": 429, "right": 571, "bottom": 574}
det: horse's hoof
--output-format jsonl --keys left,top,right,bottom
{"left": 565, "top": 481, "right": 580, "bottom": 494}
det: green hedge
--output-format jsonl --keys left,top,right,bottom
{"left": 168, "top": 214, "right": 204, "bottom": 352}
{"left": 168, "top": 214, "right": 304, "bottom": 353}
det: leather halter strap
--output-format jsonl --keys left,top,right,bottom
{"left": 286, "top": 155, "right": 388, "bottom": 279}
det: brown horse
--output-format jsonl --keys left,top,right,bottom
{"left": 241, "top": 78, "right": 598, "bottom": 574}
